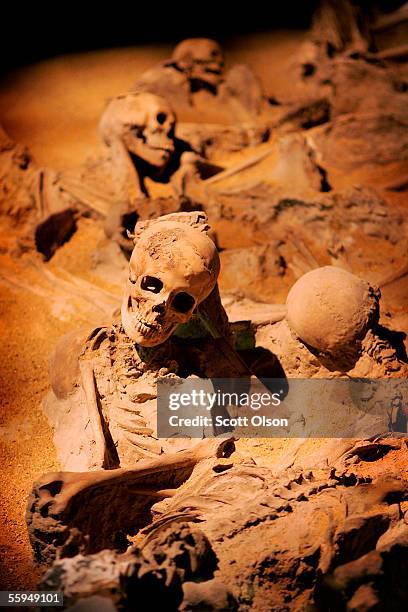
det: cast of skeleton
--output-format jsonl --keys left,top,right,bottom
{"left": 10, "top": 29, "right": 406, "bottom": 609}
{"left": 37, "top": 38, "right": 408, "bottom": 474}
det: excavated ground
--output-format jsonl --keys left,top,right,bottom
{"left": 0, "top": 31, "right": 407, "bottom": 592}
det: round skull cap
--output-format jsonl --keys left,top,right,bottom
{"left": 172, "top": 38, "right": 223, "bottom": 64}
{"left": 286, "top": 266, "right": 379, "bottom": 353}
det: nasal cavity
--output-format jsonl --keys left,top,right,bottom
{"left": 152, "top": 302, "right": 166, "bottom": 314}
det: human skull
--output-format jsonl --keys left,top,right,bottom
{"left": 121, "top": 216, "right": 220, "bottom": 347}
{"left": 100, "top": 92, "right": 176, "bottom": 168}
{"left": 286, "top": 266, "right": 380, "bottom": 356}
{"left": 172, "top": 38, "right": 224, "bottom": 89}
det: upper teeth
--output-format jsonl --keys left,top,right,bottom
{"left": 135, "top": 317, "right": 159, "bottom": 337}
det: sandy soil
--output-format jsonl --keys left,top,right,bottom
{"left": 0, "top": 29, "right": 407, "bottom": 594}
{"left": 0, "top": 271, "right": 61, "bottom": 589}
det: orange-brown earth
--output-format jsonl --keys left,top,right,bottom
{"left": 0, "top": 30, "right": 407, "bottom": 593}
{"left": 0, "top": 32, "right": 307, "bottom": 590}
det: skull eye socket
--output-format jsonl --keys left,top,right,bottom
{"left": 156, "top": 112, "right": 167, "bottom": 125}
{"left": 141, "top": 276, "right": 163, "bottom": 293}
{"left": 172, "top": 292, "right": 195, "bottom": 314}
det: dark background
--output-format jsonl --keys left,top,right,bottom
{"left": 1, "top": 1, "right": 319, "bottom": 74}
{"left": 1, "top": 0, "right": 404, "bottom": 75}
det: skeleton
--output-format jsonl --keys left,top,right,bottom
{"left": 28, "top": 433, "right": 408, "bottom": 610}
{"left": 132, "top": 39, "right": 224, "bottom": 107}
{"left": 257, "top": 267, "right": 408, "bottom": 431}
{"left": 10, "top": 92, "right": 197, "bottom": 259}
{"left": 172, "top": 38, "right": 225, "bottom": 93}
{"left": 292, "top": 0, "right": 408, "bottom": 128}
{"left": 43, "top": 92, "right": 220, "bottom": 254}
{"left": 25, "top": 205, "right": 408, "bottom": 612}
{"left": 44, "top": 212, "right": 254, "bottom": 471}
{"left": 300, "top": 0, "right": 408, "bottom": 69}
{"left": 133, "top": 38, "right": 267, "bottom": 123}
{"left": 27, "top": 258, "right": 408, "bottom": 608}
{"left": 97, "top": 94, "right": 282, "bottom": 254}
{"left": 98, "top": 92, "right": 179, "bottom": 202}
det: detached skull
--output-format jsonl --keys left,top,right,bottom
{"left": 121, "top": 217, "right": 220, "bottom": 346}
{"left": 172, "top": 38, "right": 225, "bottom": 90}
{"left": 100, "top": 92, "right": 176, "bottom": 169}
{"left": 286, "top": 266, "right": 380, "bottom": 357}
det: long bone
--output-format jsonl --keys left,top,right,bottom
{"left": 27, "top": 438, "right": 235, "bottom": 563}
{"left": 79, "top": 360, "right": 109, "bottom": 469}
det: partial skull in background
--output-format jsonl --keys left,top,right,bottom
{"left": 172, "top": 38, "right": 225, "bottom": 90}
{"left": 121, "top": 213, "right": 220, "bottom": 346}
{"left": 99, "top": 92, "right": 176, "bottom": 168}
